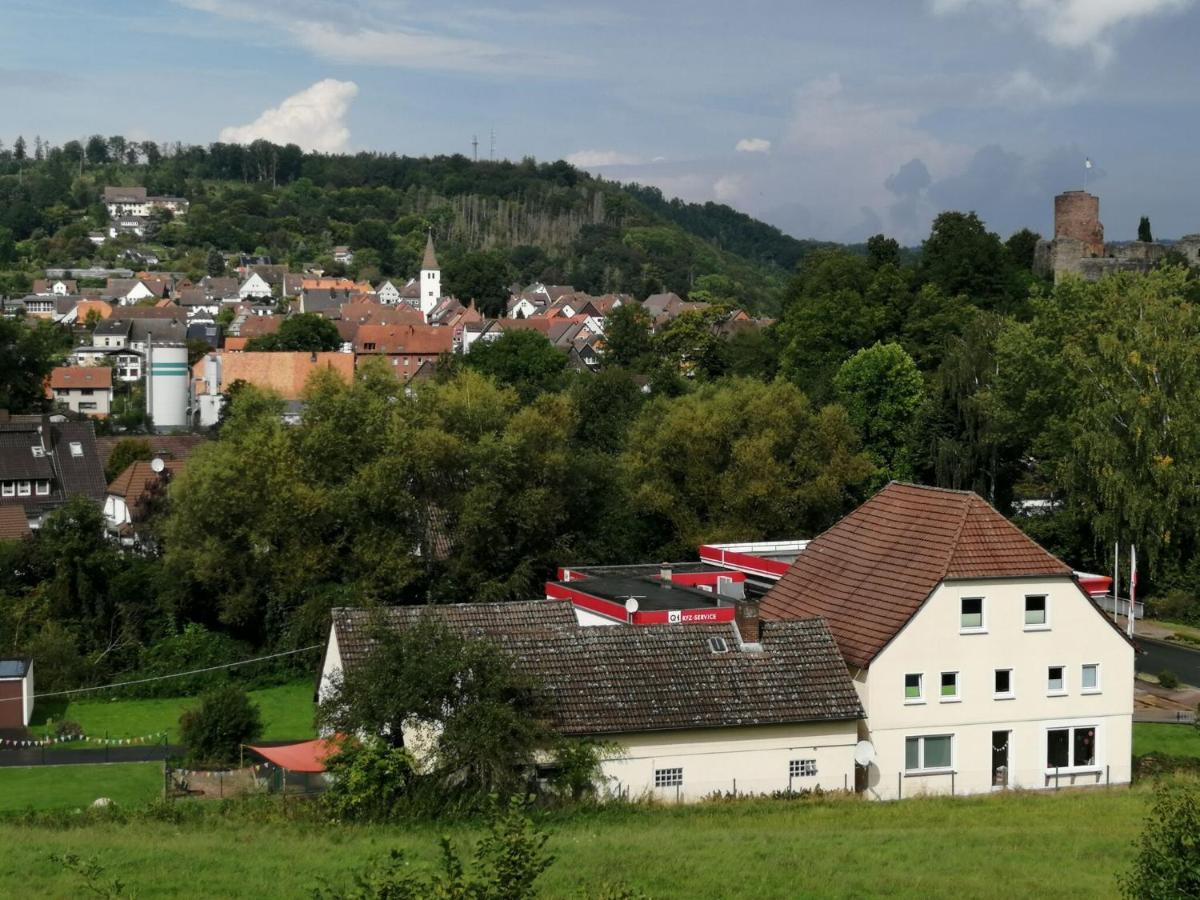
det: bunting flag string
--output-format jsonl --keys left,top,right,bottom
{"left": 0, "top": 730, "right": 168, "bottom": 749}
{"left": 171, "top": 762, "right": 275, "bottom": 777}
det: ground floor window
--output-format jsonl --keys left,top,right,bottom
{"left": 1047, "top": 726, "right": 1096, "bottom": 769}
{"left": 905, "top": 734, "right": 953, "bottom": 772}
{"left": 654, "top": 767, "right": 683, "bottom": 788}
{"left": 789, "top": 759, "right": 817, "bottom": 778}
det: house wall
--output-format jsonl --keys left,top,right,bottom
{"left": 24, "top": 663, "right": 33, "bottom": 726}
{"left": 598, "top": 721, "right": 858, "bottom": 802}
{"left": 0, "top": 678, "right": 24, "bottom": 729}
{"left": 318, "top": 626, "right": 342, "bottom": 707}
{"left": 861, "top": 576, "right": 1133, "bottom": 800}
{"left": 104, "top": 494, "right": 131, "bottom": 527}
{"left": 54, "top": 387, "right": 112, "bottom": 416}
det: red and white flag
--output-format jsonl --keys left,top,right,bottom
{"left": 1128, "top": 545, "right": 1138, "bottom": 637}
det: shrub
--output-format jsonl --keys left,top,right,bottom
{"left": 179, "top": 684, "right": 262, "bottom": 766}
{"left": 53, "top": 719, "right": 83, "bottom": 740}
{"left": 1121, "top": 778, "right": 1200, "bottom": 898}
{"left": 1158, "top": 670, "right": 1180, "bottom": 690}
{"left": 127, "top": 624, "right": 249, "bottom": 698}
{"left": 549, "top": 739, "right": 615, "bottom": 802}
{"left": 322, "top": 738, "right": 415, "bottom": 823}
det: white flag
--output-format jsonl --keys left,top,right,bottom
{"left": 1085, "top": 158, "right": 1093, "bottom": 169}
{"left": 1128, "top": 545, "right": 1137, "bottom": 637}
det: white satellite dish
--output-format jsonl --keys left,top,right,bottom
{"left": 150, "top": 457, "right": 165, "bottom": 473}
{"left": 853, "top": 740, "right": 876, "bottom": 768}
{"left": 624, "top": 597, "right": 640, "bottom": 615}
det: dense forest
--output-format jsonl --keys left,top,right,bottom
{"left": 3, "top": 134, "right": 1200, "bottom": 694}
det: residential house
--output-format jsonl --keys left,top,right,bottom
{"left": 31, "top": 278, "right": 77, "bottom": 296}
{"left": 375, "top": 280, "right": 402, "bottom": 305}
{"left": 103, "top": 186, "right": 188, "bottom": 219}
{"left": 0, "top": 659, "right": 34, "bottom": 729}
{"left": 320, "top": 600, "right": 864, "bottom": 802}
{"left": 238, "top": 272, "right": 274, "bottom": 300}
{"left": 0, "top": 507, "right": 32, "bottom": 542}
{"left": 104, "top": 458, "right": 182, "bottom": 538}
{"left": 759, "top": 482, "right": 1134, "bottom": 800}
{"left": 0, "top": 419, "right": 106, "bottom": 529}
{"left": 93, "top": 434, "right": 208, "bottom": 475}
{"left": 333, "top": 245, "right": 354, "bottom": 265}
{"left": 353, "top": 324, "right": 453, "bottom": 375}
{"left": 49, "top": 367, "right": 113, "bottom": 417}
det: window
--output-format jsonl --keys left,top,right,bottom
{"left": 1081, "top": 664, "right": 1100, "bottom": 693}
{"left": 69, "top": 442, "right": 83, "bottom": 458}
{"left": 654, "top": 767, "right": 683, "bottom": 788}
{"left": 35, "top": 481, "right": 49, "bottom": 496}
{"left": 1, "top": 482, "right": 12, "bottom": 497}
{"left": 707, "top": 637, "right": 728, "bottom": 653}
{"left": 1047, "top": 726, "right": 1096, "bottom": 770}
{"left": 905, "top": 735, "right": 953, "bottom": 773}
{"left": 789, "top": 759, "right": 818, "bottom": 778}
{"left": 1047, "top": 666, "right": 1066, "bottom": 695}
{"left": 994, "top": 669, "right": 1014, "bottom": 699}
{"left": 960, "top": 597, "right": 984, "bottom": 632}
{"left": 30, "top": 446, "right": 44, "bottom": 458}
{"left": 1025, "top": 595, "right": 1048, "bottom": 628}
{"left": 940, "top": 671, "right": 960, "bottom": 701}
{"left": 17, "top": 481, "right": 31, "bottom": 497}
{"left": 80, "top": 388, "right": 94, "bottom": 396}
{"left": 904, "top": 673, "right": 924, "bottom": 703}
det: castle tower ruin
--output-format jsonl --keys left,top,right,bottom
{"left": 1054, "top": 191, "right": 1104, "bottom": 257}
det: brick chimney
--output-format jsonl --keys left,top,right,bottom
{"left": 734, "top": 599, "right": 760, "bottom": 645}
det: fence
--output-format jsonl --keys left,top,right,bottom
{"left": 0, "top": 738, "right": 312, "bottom": 769}
{"left": 164, "top": 761, "right": 327, "bottom": 801}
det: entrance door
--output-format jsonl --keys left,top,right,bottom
{"left": 992, "top": 731, "right": 1010, "bottom": 788}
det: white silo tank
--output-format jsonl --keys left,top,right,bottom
{"left": 148, "top": 343, "right": 190, "bottom": 430}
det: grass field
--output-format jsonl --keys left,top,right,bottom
{"left": 1132, "top": 722, "right": 1200, "bottom": 757}
{"left": 0, "top": 788, "right": 1157, "bottom": 898}
{"left": 0, "top": 763, "right": 162, "bottom": 812}
{"left": 27, "top": 681, "right": 316, "bottom": 744}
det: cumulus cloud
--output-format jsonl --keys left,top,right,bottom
{"left": 735, "top": 137, "right": 771, "bottom": 154}
{"left": 713, "top": 174, "right": 747, "bottom": 203}
{"left": 219, "top": 79, "right": 358, "bottom": 153}
{"left": 931, "top": 0, "right": 1192, "bottom": 62}
{"left": 565, "top": 149, "right": 644, "bottom": 167}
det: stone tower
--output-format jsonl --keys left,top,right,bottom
{"left": 1054, "top": 191, "right": 1104, "bottom": 258}
{"left": 420, "top": 232, "right": 441, "bottom": 321}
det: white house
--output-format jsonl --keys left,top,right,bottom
{"left": 49, "top": 366, "right": 113, "bottom": 417}
{"left": 238, "top": 272, "right": 273, "bottom": 300}
{"left": 508, "top": 295, "right": 541, "bottom": 319}
{"left": 375, "top": 280, "right": 401, "bottom": 305}
{"left": 319, "top": 600, "right": 864, "bottom": 801}
{"left": 760, "top": 482, "right": 1135, "bottom": 800}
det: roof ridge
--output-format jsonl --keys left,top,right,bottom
{"left": 941, "top": 488, "right": 975, "bottom": 581}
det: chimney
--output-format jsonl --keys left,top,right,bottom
{"left": 734, "top": 599, "right": 761, "bottom": 645}
{"left": 659, "top": 563, "right": 673, "bottom": 588}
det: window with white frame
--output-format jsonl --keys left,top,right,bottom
{"left": 940, "top": 671, "right": 960, "bottom": 701}
{"left": 905, "top": 735, "right": 953, "bottom": 773}
{"left": 69, "top": 442, "right": 83, "bottom": 458}
{"left": 789, "top": 759, "right": 818, "bottom": 778}
{"left": 1, "top": 482, "right": 12, "bottom": 497}
{"left": 654, "top": 767, "right": 683, "bottom": 788}
{"left": 904, "top": 672, "right": 924, "bottom": 703}
{"left": 30, "top": 446, "right": 44, "bottom": 458}
{"left": 17, "top": 481, "right": 30, "bottom": 497}
{"left": 1047, "top": 726, "right": 1096, "bottom": 769}
{"left": 994, "top": 668, "right": 1014, "bottom": 699}
{"left": 1025, "top": 595, "right": 1048, "bottom": 627}
{"left": 35, "top": 480, "right": 49, "bottom": 496}
{"left": 960, "top": 597, "right": 984, "bottom": 632}
{"left": 1047, "top": 665, "right": 1066, "bottom": 695}
{"left": 1081, "top": 664, "right": 1100, "bottom": 693}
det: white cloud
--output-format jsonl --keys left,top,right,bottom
{"left": 565, "top": 149, "right": 643, "bottom": 167}
{"left": 735, "top": 137, "right": 771, "bottom": 154}
{"left": 989, "top": 68, "right": 1088, "bottom": 107}
{"left": 931, "top": 0, "right": 1192, "bottom": 61}
{"left": 219, "top": 79, "right": 358, "bottom": 153}
{"left": 713, "top": 174, "right": 747, "bottom": 203}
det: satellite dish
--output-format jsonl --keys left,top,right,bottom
{"left": 150, "top": 457, "right": 165, "bottom": 473}
{"left": 854, "top": 740, "right": 876, "bottom": 768}
{"left": 624, "top": 597, "right": 640, "bottom": 615}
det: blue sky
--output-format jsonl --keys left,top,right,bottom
{"left": 3, "top": 0, "right": 1199, "bottom": 243}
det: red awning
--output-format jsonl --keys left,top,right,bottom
{"left": 247, "top": 737, "right": 341, "bottom": 773}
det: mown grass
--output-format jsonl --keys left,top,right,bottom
{"left": 0, "top": 787, "right": 1156, "bottom": 898}
{"left": 27, "top": 681, "right": 316, "bottom": 744}
{"left": 0, "top": 763, "right": 163, "bottom": 812}
{"left": 1133, "top": 722, "right": 1200, "bottom": 758}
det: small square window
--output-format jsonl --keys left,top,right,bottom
{"left": 789, "top": 759, "right": 818, "bottom": 778}
{"left": 17, "top": 481, "right": 31, "bottom": 497}
{"left": 69, "top": 442, "right": 83, "bottom": 458}
{"left": 994, "top": 669, "right": 1013, "bottom": 697}
{"left": 31, "top": 446, "right": 45, "bottom": 458}
{"left": 654, "top": 767, "right": 683, "bottom": 788}
{"left": 1025, "top": 595, "right": 1048, "bottom": 627}
{"left": 904, "top": 673, "right": 923, "bottom": 702}
{"left": 961, "top": 597, "right": 984, "bottom": 631}
{"left": 1048, "top": 666, "right": 1066, "bottom": 694}
{"left": 940, "top": 672, "right": 959, "bottom": 701}
{"left": 35, "top": 481, "right": 49, "bottom": 496}
{"left": 1082, "top": 664, "right": 1099, "bottom": 692}
{"left": 1, "top": 482, "right": 13, "bottom": 497}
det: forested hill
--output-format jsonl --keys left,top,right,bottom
{"left": 0, "top": 138, "right": 816, "bottom": 313}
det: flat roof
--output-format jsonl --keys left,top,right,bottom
{"left": 0, "top": 659, "right": 30, "bottom": 678}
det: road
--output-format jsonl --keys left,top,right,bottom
{"left": 1136, "top": 636, "right": 1200, "bottom": 686}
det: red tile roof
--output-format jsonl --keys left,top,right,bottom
{"left": 354, "top": 324, "right": 453, "bottom": 355}
{"left": 0, "top": 506, "right": 31, "bottom": 541}
{"left": 51, "top": 366, "right": 113, "bottom": 390}
{"left": 760, "top": 482, "right": 1073, "bottom": 668}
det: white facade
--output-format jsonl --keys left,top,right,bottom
{"left": 858, "top": 576, "right": 1133, "bottom": 800}
{"left": 52, "top": 384, "right": 112, "bottom": 417}
{"left": 421, "top": 265, "right": 441, "bottom": 320}
{"left": 376, "top": 281, "right": 401, "bottom": 305}
{"left": 121, "top": 281, "right": 155, "bottom": 304}
{"left": 239, "top": 273, "right": 273, "bottom": 300}
{"left": 509, "top": 297, "right": 539, "bottom": 319}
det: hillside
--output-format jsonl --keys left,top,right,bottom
{"left": 0, "top": 140, "right": 811, "bottom": 313}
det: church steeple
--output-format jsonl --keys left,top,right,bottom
{"left": 421, "top": 231, "right": 440, "bottom": 271}
{"left": 419, "top": 231, "right": 441, "bottom": 321}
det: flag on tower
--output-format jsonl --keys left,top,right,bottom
{"left": 1085, "top": 158, "right": 1093, "bottom": 169}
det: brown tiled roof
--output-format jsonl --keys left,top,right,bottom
{"left": 238, "top": 316, "right": 284, "bottom": 338}
{"left": 192, "top": 351, "right": 354, "bottom": 400}
{"left": 421, "top": 233, "right": 440, "bottom": 270}
{"left": 760, "top": 482, "right": 1073, "bottom": 668}
{"left": 0, "top": 506, "right": 31, "bottom": 541}
{"left": 51, "top": 367, "right": 112, "bottom": 390}
{"left": 354, "top": 324, "right": 453, "bottom": 355}
{"left": 107, "top": 458, "right": 183, "bottom": 499}
{"left": 330, "top": 602, "right": 862, "bottom": 735}
{"left": 94, "top": 434, "right": 209, "bottom": 471}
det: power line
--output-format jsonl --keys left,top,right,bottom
{"left": 0, "top": 644, "right": 322, "bottom": 705}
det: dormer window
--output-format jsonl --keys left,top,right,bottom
{"left": 708, "top": 637, "right": 728, "bottom": 653}
{"left": 31, "top": 446, "right": 45, "bottom": 458}
{"left": 69, "top": 442, "right": 83, "bottom": 458}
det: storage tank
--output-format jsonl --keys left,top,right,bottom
{"left": 147, "top": 343, "right": 190, "bottom": 430}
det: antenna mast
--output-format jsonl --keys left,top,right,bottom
{"left": 472, "top": 134, "right": 478, "bottom": 162}
{"left": 489, "top": 129, "right": 495, "bottom": 161}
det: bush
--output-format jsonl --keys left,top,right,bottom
{"left": 125, "top": 624, "right": 249, "bottom": 698}
{"left": 53, "top": 719, "right": 83, "bottom": 740}
{"left": 1158, "top": 670, "right": 1180, "bottom": 690}
{"left": 1122, "top": 778, "right": 1200, "bottom": 898}
{"left": 322, "top": 738, "right": 416, "bottom": 823}
{"left": 179, "top": 684, "right": 263, "bottom": 766}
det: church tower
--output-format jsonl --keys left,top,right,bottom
{"left": 420, "top": 232, "right": 441, "bottom": 321}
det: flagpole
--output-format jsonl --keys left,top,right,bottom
{"left": 1112, "top": 541, "right": 1119, "bottom": 623}
{"left": 1128, "top": 545, "right": 1137, "bottom": 638}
